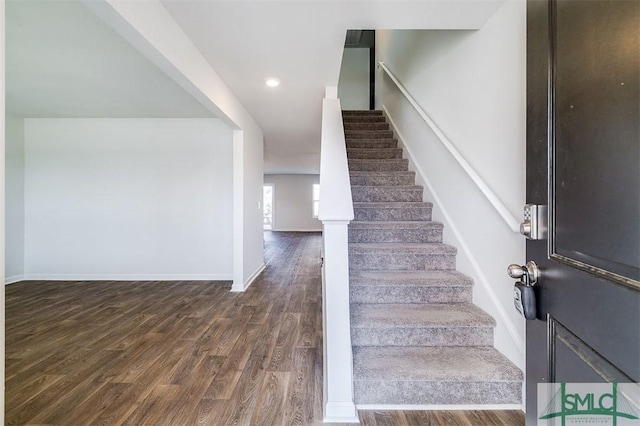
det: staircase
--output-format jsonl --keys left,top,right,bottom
{"left": 343, "top": 110, "right": 523, "bottom": 406}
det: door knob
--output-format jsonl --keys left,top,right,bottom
{"left": 508, "top": 261, "right": 540, "bottom": 320}
{"left": 507, "top": 261, "right": 539, "bottom": 285}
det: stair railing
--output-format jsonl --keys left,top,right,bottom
{"left": 379, "top": 61, "right": 520, "bottom": 232}
{"left": 318, "top": 87, "right": 359, "bottom": 423}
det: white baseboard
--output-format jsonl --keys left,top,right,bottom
{"left": 271, "top": 229, "right": 322, "bottom": 232}
{"left": 323, "top": 416, "right": 360, "bottom": 424}
{"left": 356, "top": 404, "right": 523, "bottom": 411}
{"left": 324, "top": 401, "right": 360, "bottom": 423}
{"left": 231, "top": 263, "right": 265, "bottom": 292}
{"left": 5, "top": 275, "right": 25, "bottom": 285}
{"left": 17, "top": 273, "right": 233, "bottom": 281}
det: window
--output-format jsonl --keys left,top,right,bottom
{"left": 263, "top": 184, "right": 274, "bottom": 230}
{"left": 312, "top": 184, "right": 320, "bottom": 218}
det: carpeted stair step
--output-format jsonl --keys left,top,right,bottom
{"left": 348, "top": 159, "right": 409, "bottom": 172}
{"left": 346, "top": 130, "right": 394, "bottom": 139}
{"left": 342, "top": 110, "right": 383, "bottom": 116}
{"left": 353, "top": 202, "right": 433, "bottom": 221}
{"left": 342, "top": 115, "right": 387, "bottom": 123}
{"left": 353, "top": 346, "right": 523, "bottom": 405}
{"left": 350, "top": 270, "right": 473, "bottom": 304}
{"left": 346, "top": 139, "right": 398, "bottom": 149}
{"left": 351, "top": 185, "right": 423, "bottom": 202}
{"left": 347, "top": 148, "right": 403, "bottom": 160}
{"left": 344, "top": 122, "right": 389, "bottom": 131}
{"left": 351, "top": 303, "right": 495, "bottom": 347}
{"left": 350, "top": 171, "right": 415, "bottom": 186}
{"left": 349, "top": 221, "right": 443, "bottom": 243}
{"left": 349, "top": 243, "right": 457, "bottom": 270}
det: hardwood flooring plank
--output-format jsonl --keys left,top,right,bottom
{"left": 54, "top": 382, "right": 133, "bottom": 425}
{"left": 251, "top": 371, "right": 291, "bottom": 426}
{"left": 373, "top": 410, "right": 408, "bottom": 426}
{"left": 4, "top": 374, "right": 64, "bottom": 415}
{"left": 209, "top": 316, "right": 251, "bottom": 357}
{"left": 161, "top": 355, "right": 225, "bottom": 425}
{"left": 120, "top": 384, "right": 182, "bottom": 426}
{"left": 283, "top": 347, "right": 316, "bottom": 426}
{"left": 358, "top": 411, "right": 379, "bottom": 426}
{"left": 91, "top": 383, "right": 147, "bottom": 426}
{"left": 403, "top": 410, "right": 435, "bottom": 425}
{"left": 186, "top": 398, "right": 228, "bottom": 426}
{"left": 296, "top": 302, "right": 317, "bottom": 348}
{"left": 313, "top": 347, "right": 324, "bottom": 424}
{"left": 267, "top": 312, "right": 301, "bottom": 371}
{"left": 203, "top": 369, "right": 243, "bottom": 401}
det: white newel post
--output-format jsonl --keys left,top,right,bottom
{"left": 319, "top": 87, "right": 359, "bottom": 423}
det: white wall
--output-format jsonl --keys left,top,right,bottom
{"left": 5, "top": 114, "right": 24, "bottom": 283}
{"left": 338, "top": 48, "right": 370, "bottom": 110}
{"left": 23, "top": 118, "right": 233, "bottom": 280}
{"left": 376, "top": 0, "right": 527, "bottom": 371}
{"left": 264, "top": 174, "right": 321, "bottom": 232}
{"left": 85, "top": 0, "right": 265, "bottom": 291}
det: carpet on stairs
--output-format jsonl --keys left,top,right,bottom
{"left": 343, "top": 109, "right": 523, "bottom": 407}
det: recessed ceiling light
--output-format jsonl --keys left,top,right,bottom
{"left": 265, "top": 78, "right": 280, "bottom": 88}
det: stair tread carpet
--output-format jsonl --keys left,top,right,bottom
{"left": 349, "top": 242, "right": 457, "bottom": 254}
{"left": 349, "top": 270, "right": 472, "bottom": 287}
{"left": 353, "top": 201, "right": 433, "bottom": 208}
{"left": 347, "top": 148, "right": 403, "bottom": 159}
{"left": 349, "top": 171, "right": 415, "bottom": 186}
{"left": 350, "top": 170, "right": 413, "bottom": 175}
{"left": 342, "top": 115, "right": 387, "bottom": 123}
{"left": 353, "top": 346, "right": 523, "bottom": 382}
{"left": 346, "top": 139, "right": 397, "bottom": 145}
{"left": 342, "top": 110, "right": 383, "bottom": 116}
{"left": 345, "top": 130, "right": 394, "bottom": 139}
{"left": 344, "top": 123, "right": 390, "bottom": 130}
{"left": 353, "top": 202, "right": 433, "bottom": 222}
{"left": 349, "top": 271, "right": 473, "bottom": 304}
{"left": 348, "top": 159, "right": 409, "bottom": 171}
{"left": 347, "top": 143, "right": 398, "bottom": 150}
{"left": 351, "top": 303, "right": 496, "bottom": 328}
{"left": 350, "top": 221, "right": 443, "bottom": 230}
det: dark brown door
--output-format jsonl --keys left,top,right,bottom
{"left": 526, "top": 0, "right": 639, "bottom": 424}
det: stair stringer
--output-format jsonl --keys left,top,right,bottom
{"left": 383, "top": 106, "right": 526, "bottom": 382}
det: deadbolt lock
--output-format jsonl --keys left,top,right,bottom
{"left": 520, "top": 204, "right": 547, "bottom": 240}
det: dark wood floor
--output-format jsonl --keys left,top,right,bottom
{"left": 6, "top": 231, "right": 524, "bottom": 425}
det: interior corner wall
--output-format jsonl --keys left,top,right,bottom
{"left": 263, "top": 174, "right": 321, "bottom": 232}
{"left": 5, "top": 114, "right": 25, "bottom": 283}
{"left": 338, "top": 48, "right": 370, "bottom": 110}
{"left": 23, "top": 118, "right": 234, "bottom": 280}
{"left": 376, "top": 0, "right": 527, "bottom": 370}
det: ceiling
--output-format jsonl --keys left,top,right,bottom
{"left": 5, "top": 0, "right": 214, "bottom": 118}
{"left": 161, "top": 0, "right": 503, "bottom": 174}
{"left": 6, "top": 0, "right": 503, "bottom": 173}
